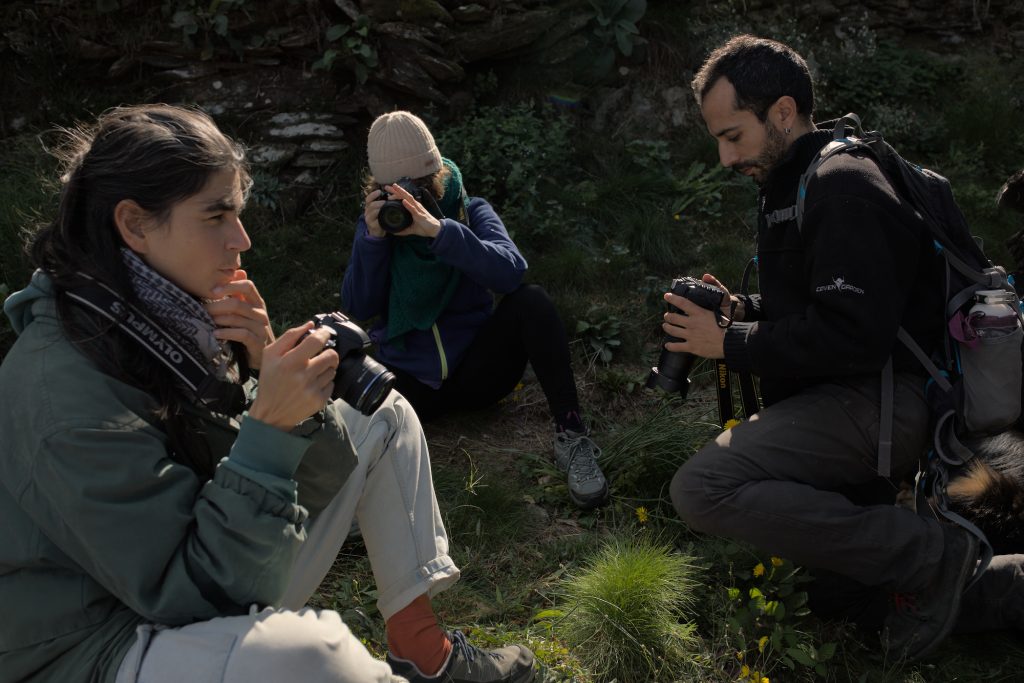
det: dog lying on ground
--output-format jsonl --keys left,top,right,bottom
{"left": 946, "top": 430, "right": 1024, "bottom": 555}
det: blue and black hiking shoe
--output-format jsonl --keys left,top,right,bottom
{"left": 387, "top": 630, "right": 535, "bottom": 683}
{"left": 880, "top": 523, "right": 979, "bottom": 661}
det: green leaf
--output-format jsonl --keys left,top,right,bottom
{"left": 620, "top": 0, "right": 646, "bottom": 23}
{"left": 616, "top": 18, "right": 640, "bottom": 34}
{"left": 170, "top": 10, "right": 196, "bottom": 29}
{"left": 786, "top": 646, "right": 814, "bottom": 667}
{"left": 312, "top": 48, "right": 339, "bottom": 72}
{"left": 213, "top": 13, "right": 228, "bottom": 37}
{"left": 326, "top": 24, "right": 350, "bottom": 42}
{"left": 818, "top": 642, "right": 837, "bottom": 662}
{"left": 615, "top": 28, "right": 633, "bottom": 57}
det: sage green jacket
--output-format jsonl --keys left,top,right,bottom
{"left": 0, "top": 272, "right": 356, "bottom": 683}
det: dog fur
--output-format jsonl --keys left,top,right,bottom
{"left": 946, "top": 430, "right": 1024, "bottom": 555}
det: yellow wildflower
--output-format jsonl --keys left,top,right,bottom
{"left": 736, "top": 650, "right": 744, "bottom": 662}
{"left": 762, "top": 678, "right": 770, "bottom": 683}
{"left": 758, "top": 636, "right": 769, "bottom": 652}
{"left": 753, "top": 563, "right": 765, "bottom": 578}
{"left": 770, "top": 556, "right": 783, "bottom": 567}
{"left": 740, "top": 664, "right": 750, "bottom": 678}
{"left": 635, "top": 506, "right": 649, "bottom": 524}
{"left": 723, "top": 418, "right": 741, "bottom": 430}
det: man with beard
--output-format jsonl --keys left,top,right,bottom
{"left": 664, "top": 34, "right": 983, "bottom": 661}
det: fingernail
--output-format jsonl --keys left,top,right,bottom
{"left": 212, "top": 286, "right": 224, "bottom": 295}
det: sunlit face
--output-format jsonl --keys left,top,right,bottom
{"left": 701, "top": 77, "right": 789, "bottom": 186}
{"left": 138, "top": 169, "right": 250, "bottom": 299}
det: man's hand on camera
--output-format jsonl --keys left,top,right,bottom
{"left": 662, "top": 292, "right": 726, "bottom": 359}
{"left": 700, "top": 273, "right": 743, "bottom": 323}
{"left": 208, "top": 269, "right": 275, "bottom": 369}
{"left": 384, "top": 183, "right": 442, "bottom": 238}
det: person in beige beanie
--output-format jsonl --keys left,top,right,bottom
{"left": 342, "top": 111, "right": 610, "bottom": 504}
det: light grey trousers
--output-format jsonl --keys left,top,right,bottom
{"left": 115, "top": 391, "right": 459, "bottom": 683}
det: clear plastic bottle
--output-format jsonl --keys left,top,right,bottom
{"left": 970, "top": 289, "right": 1020, "bottom": 338}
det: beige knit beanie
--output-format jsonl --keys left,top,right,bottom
{"left": 367, "top": 111, "right": 443, "bottom": 184}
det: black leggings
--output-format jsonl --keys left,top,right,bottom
{"left": 390, "top": 284, "right": 580, "bottom": 423}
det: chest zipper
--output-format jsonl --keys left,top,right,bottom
{"left": 431, "top": 323, "right": 448, "bottom": 381}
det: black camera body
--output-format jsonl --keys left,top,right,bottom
{"left": 309, "top": 312, "right": 395, "bottom": 415}
{"left": 378, "top": 177, "right": 441, "bottom": 233}
{"left": 646, "top": 276, "right": 727, "bottom": 399}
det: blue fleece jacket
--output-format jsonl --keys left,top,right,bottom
{"left": 341, "top": 197, "right": 527, "bottom": 388}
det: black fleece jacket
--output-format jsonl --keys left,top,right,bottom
{"left": 723, "top": 130, "right": 945, "bottom": 406}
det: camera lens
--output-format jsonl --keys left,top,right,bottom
{"left": 379, "top": 201, "right": 413, "bottom": 232}
{"left": 646, "top": 348, "right": 696, "bottom": 398}
{"left": 334, "top": 353, "right": 396, "bottom": 415}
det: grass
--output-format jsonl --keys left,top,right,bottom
{"left": 2, "top": 4, "right": 1024, "bottom": 682}
{"left": 552, "top": 535, "right": 702, "bottom": 682}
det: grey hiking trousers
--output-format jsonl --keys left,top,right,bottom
{"left": 671, "top": 373, "right": 946, "bottom": 592}
{"left": 115, "top": 391, "right": 458, "bottom": 683}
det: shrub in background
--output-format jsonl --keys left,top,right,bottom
{"left": 434, "top": 102, "right": 575, "bottom": 247}
{"left": 548, "top": 535, "right": 701, "bottom": 682}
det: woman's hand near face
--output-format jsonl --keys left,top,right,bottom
{"left": 207, "top": 269, "right": 275, "bottom": 369}
{"left": 364, "top": 188, "right": 388, "bottom": 238}
{"left": 246, "top": 323, "right": 338, "bottom": 430}
{"left": 384, "top": 183, "right": 443, "bottom": 238}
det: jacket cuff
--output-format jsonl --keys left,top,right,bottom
{"left": 723, "top": 322, "right": 756, "bottom": 373}
{"left": 228, "top": 415, "right": 312, "bottom": 480}
{"left": 430, "top": 218, "right": 458, "bottom": 251}
{"left": 738, "top": 294, "right": 761, "bottom": 322}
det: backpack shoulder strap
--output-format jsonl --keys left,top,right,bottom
{"left": 795, "top": 114, "right": 877, "bottom": 233}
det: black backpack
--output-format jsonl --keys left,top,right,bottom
{"left": 776, "top": 113, "right": 1024, "bottom": 584}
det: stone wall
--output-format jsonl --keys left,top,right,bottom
{"left": 2, "top": 0, "right": 1022, "bottom": 217}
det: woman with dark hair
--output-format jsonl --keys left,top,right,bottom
{"left": 0, "top": 104, "right": 535, "bottom": 683}
{"left": 341, "top": 111, "right": 610, "bottom": 510}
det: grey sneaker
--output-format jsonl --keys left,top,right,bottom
{"left": 386, "top": 630, "right": 535, "bottom": 683}
{"left": 880, "top": 524, "right": 979, "bottom": 662}
{"left": 553, "top": 429, "right": 610, "bottom": 509}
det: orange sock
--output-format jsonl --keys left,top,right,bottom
{"left": 386, "top": 594, "right": 452, "bottom": 676}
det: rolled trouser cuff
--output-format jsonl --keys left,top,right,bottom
{"left": 377, "top": 555, "right": 461, "bottom": 621}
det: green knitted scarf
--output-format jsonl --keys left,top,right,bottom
{"left": 385, "top": 158, "right": 467, "bottom": 346}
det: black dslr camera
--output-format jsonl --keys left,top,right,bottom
{"left": 307, "top": 312, "right": 395, "bottom": 415}
{"left": 378, "top": 177, "right": 443, "bottom": 233}
{"left": 646, "top": 276, "right": 727, "bottom": 400}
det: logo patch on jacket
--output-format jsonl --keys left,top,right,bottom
{"left": 815, "top": 276, "right": 865, "bottom": 294}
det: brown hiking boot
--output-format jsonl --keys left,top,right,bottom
{"left": 880, "top": 523, "right": 979, "bottom": 661}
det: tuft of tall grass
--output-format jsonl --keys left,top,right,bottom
{"left": 599, "top": 394, "right": 719, "bottom": 503}
{"left": 554, "top": 535, "right": 701, "bottom": 682}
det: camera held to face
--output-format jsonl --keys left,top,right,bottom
{"left": 377, "top": 177, "right": 442, "bottom": 233}
{"left": 646, "top": 276, "right": 727, "bottom": 400}
{"left": 306, "top": 312, "right": 395, "bottom": 415}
